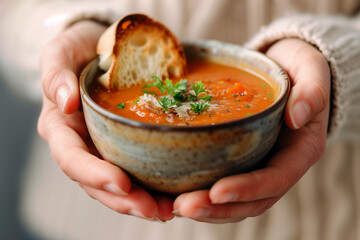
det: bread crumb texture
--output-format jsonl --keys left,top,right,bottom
{"left": 97, "top": 14, "right": 186, "bottom": 89}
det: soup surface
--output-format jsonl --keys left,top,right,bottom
{"left": 90, "top": 61, "right": 275, "bottom": 126}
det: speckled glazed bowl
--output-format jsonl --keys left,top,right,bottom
{"left": 80, "top": 40, "right": 290, "bottom": 195}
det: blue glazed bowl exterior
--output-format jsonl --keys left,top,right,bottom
{"left": 80, "top": 40, "right": 290, "bottom": 194}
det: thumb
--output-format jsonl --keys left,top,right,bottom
{"left": 41, "top": 64, "right": 80, "bottom": 114}
{"left": 40, "top": 21, "right": 106, "bottom": 113}
{"left": 266, "top": 38, "right": 331, "bottom": 129}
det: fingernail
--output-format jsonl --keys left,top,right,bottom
{"left": 192, "top": 207, "right": 211, "bottom": 218}
{"left": 56, "top": 85, "right": 70, "bottom": 112}
{"left": 103, "top": 183, "right": 128, "bottom": 196}
{"left": 290, "top": 101, "right": 311, "bottom": 129}
{"left": 154, "top": 217, "right": 166, "bottom": 223}
{"left": 128, "top": 210, "right": 154, "bottom": 221}
{"left": 214, "top": 192, "right": 239, "bottom": 204}
{"left": 172, "top": 209, "right": 180, "bottom": 215}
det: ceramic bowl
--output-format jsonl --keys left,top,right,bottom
{"left": 79, "top": 40, "right": 290, "bottom": 195}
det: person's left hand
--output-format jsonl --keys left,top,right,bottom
{"left": 37, "top": 20, "right": 174, "bottom": 222}
{"left": 172, "top": 38, "right": 331, "bottom": 223}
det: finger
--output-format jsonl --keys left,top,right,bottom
{"left": 173, "top": 190, "right": 280, "bottom": 223}
{"left": 43, "top": 106, "right": 131, "bottom": 195}
{"left": 174, "top": 190, "right": 212, "bottom": 219}
{"left": 38, "top": 97, "right": 89, "bottom": 141}
{"left": 266, "top": 38, "right": 331, "bottom": 129}
{"left": 154, "top": 195, "right": 175, "bottom": 221}
{"left": 41, "top": 66, "right": 80, "bottom": 114}
{"left": 209, "top": 116, "right": 329, "bottom": 205}
{"left": 80, "top": 184, "right": 159, "bottom": 220}
{"left": 40, "top": 21, "right": 106, "bottom": 113}
{"left": 49, "top": 128, "right": 132, "bottom": 195}
{"left": 209, "top": 146, "right": 304, "bottom": 204}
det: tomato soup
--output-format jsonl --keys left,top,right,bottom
{"left": 90, "top": 61, "right": 276, "bottom": 126}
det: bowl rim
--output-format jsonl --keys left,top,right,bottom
{"left": 80, "top": 40, "right": 290, "bottom": 132}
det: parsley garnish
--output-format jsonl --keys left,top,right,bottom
{"left": 143, "top": 76, "right": 188, "bottom": 103}
{"left": 192, "top": 81, "right": 206, "bottom": 96}
{"left": 190, "top": 101, "right": 210, "bottom": 113}
{"left": 142, "top": 90, "right": 155, "bottom": 95}
{"left": 117, "top": 102, "right": 125, "bottom": 109}
{"left": 188, "top": 81, "right": 211, "bottom": 102}
{"left": 165, "top": 78, "right": 188, "bottom": 102}
{"left": 186, "top": 94, "right": 197, "bottom": 101}
{"left": 133, "top": 97, "right": 140, "bottom": 104}
{"left": 143, "top": 76, "right": 212, "bottom": 113}
{"left": 200, "top": 95, "right": 212, "bottom": 102}
{"left": 143, "top": 76, "right": 166, "bottom": 93}
{"left": 158, "top": 96, "right": 179, "bottom": 111}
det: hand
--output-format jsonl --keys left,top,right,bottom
{"left": 173, "top": 38, "right": 331, "bottom": 223}
{"left": 37, "top": 20, "right": 174, "bottom": 222}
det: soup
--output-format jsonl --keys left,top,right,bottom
{"left": 90, "top": 61, "right": 276, "bottom": 126}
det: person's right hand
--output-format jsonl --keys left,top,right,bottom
{"left": 37, "top": 20, "right": 174, "bottom": 222}
{"left": 172, "top": 38, "right": 330, "bottom": 223}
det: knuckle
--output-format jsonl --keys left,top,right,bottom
{"left": 251, "top": 199, "right": 275, "bottom": 217}
{"left": 81, "top": 186, "right": 96, "bottom": 200}
{"left": 41, "top": 67, "right": 63, "bottom": 102}
{"left": 56, "top": 151, "right": 76, "bottom": 182}
{"left": 40, "top": 33, "right": 81, "bottom": 102}
{"left": 220, "top": 207, "right": 236, "bottom": 219}
{"left": 37, "top": 112, "right": 46, "bottom": 140}
{"left": 312, "top": 81, "right": 330, "bottom": 113}
{"left": 86, "top": 192, "right": 96, "bottom": 200}
{"left": 111, "top": 202, "right": 128, "bottom": 214}
{"left": 58, "top": 35, "right": 84, "bottom": 71}
{"left": 56, "top": 151, "right": 67, "bottom": 173}
{"left": 300, "top": 51, "right": 330, "bottom": 114}
{"left": 114, "top": 206, "right": 126, "bottom": 214}
{"left": 37, "top": 105, "right": 55, "bottom": 142}
{"left": 306, "top": 125, "right": 327, "bottom": 163}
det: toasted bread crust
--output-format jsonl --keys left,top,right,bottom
{"left": 96, "top": 14, "right": 187, "bottom": 89}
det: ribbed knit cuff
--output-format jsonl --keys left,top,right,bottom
{"left": 245, "top": 14, "right": 360, "bottom": 140}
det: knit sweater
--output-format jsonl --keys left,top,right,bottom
{"left": 1, "top": 0, "right": 359, "bottom": 239}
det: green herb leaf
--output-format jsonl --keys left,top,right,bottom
{"left": 200, "top": 95, "right": 212, "bottom": 102}
{"left": 190, "top": 101, "right": 210, "bottom": 113}
{"left": 165, "top": 78, "right": 187, "bottom": 102}
{"left": 192, "top": 81, "right": 206, "bottom": 97}
{"left": 190, "top": 81, "right": 211, "bottom": 102}
{"left": 174, "top": 79, "right": 188, "bottom": 90}
{"left": 187, "top": 94, "right": 197, "bottom": 101}
{"left": 142, "top": 90, "right": 155, "bottom": 95}
{"left": 117, "top": 102, "right": 125, "bottom": 109}
{"left": 158, "top": 96, "right": 179, "bottom": 111}
{"left": 132, "top": 97, "right": 140, "bottom": 104}
{"left": 143, "top": 76, "right": 188, "bottom": 102}
{"left": 143, "top": 75, "right": 166, "bottom": 93}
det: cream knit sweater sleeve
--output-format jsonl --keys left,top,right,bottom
{"left": 246, "top": 14, "right": 360, "bottom": 140}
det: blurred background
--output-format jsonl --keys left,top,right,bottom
{"left": 0, "top": 73, "right": 41, "bottom": 240}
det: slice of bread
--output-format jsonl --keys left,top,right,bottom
{"left": 96, "top": 14, "right": 187, "bottom": 89}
